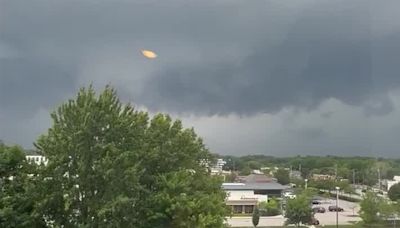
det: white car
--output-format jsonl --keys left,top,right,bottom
{"left": 283, "top": 192, "right": 296, "bottom": 199}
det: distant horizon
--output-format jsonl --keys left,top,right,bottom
{"left": 12, "top": 141, "right": 399, "bottom": 160}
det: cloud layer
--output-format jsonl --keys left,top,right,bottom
{"left": 1, "top": 0, "right": 400, "bottom": 156}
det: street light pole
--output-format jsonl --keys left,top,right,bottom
{"left": 305, "top": 179, "right": 308, "bottom": 190}
{"left": 336, "top": 186, "right": 340, "bottom": 228}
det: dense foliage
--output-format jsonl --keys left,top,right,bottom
{"left": 284, "top": 193, "right": 312, "bottom": 226}
{"left": 258, "top": 198, "right": 280, "bottom": 216}
{"left": 0, "top": 144, "right": 45, "bottom": 227}
{"left": 24, "top": 86, "right": 228, "bottom": 227}
{"left": 388, "top": 183, "right": 400, "bottom": 201}
{"left": 252, "top": 207, "right": 260, "bottom": 227}
{"left": 358, "top": 191, "right": 397, "bottom": 225}
{"left": 274, "top": 169, "right": 290, "bottom": 185}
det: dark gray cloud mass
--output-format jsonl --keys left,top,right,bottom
{"left": 1, "top": 0, "right": 400, "bottom": 156}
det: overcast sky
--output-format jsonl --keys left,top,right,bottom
{"left": 1, "top": 0, "right": 400, "bottom": 157}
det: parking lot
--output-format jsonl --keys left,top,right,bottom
{"left": 227, "top": 197, "right": 361, "bottom": 227}
{"left": 313, "top": 198, "right": 361, "bottom": 226}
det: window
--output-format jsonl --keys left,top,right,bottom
{"left": 244, "top": 205, "right": 254, "bottom": 214}
{"left": 233, "top": 205, "right": 242, "bottom": 214}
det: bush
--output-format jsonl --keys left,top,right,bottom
{"left": 388, "top": 183, "right": 400, "bottom": 201}
{"left": 259, "top": 198, "right": 281, "bottom": 216}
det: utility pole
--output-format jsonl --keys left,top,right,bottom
{"left": 378, "top": 168, "right": 381, "bottom": 190}
{"left": 353, "top": 169, "right": 356, "bottom": 185}
{"left": 336, "top": 186, "right": 340, "bottom": 228}
{"left": 335, "top": 164, "right": 338, "bottom": 181}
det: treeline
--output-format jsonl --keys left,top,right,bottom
{"left": 219, "top": 154, "right": 400, "bottom": 186}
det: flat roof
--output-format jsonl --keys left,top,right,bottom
{"left": 222, "top": 182, "right": 287, "bottom": 191}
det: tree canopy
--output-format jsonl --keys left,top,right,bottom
{"left": 274, "top": 169, "right": 290, "bottom": 185}
{"left": 388, "top": 183, "right": 400, "bottom": 201}
{"left": 359, "top": 191, "right": 383, "bottom": 224}
{"left": 0, "top": 144, "right": 44, "bottom": 227}
{"left": 252, "top": 207, "right": 260, "bottom": 227}
{"left": 284, "top": 194, "right": 312, "bottom": 226}
{"left": 33, "top": 86, "right": 228, "bottom": 227}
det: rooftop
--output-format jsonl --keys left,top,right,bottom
{"left": 237, "top": 174, "right": 273, "bottom": 183}
{"left": 222, "top": 182, "right": 287, "bottom": 191}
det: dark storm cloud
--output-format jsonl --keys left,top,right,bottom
{"left": 2, "top": 0, "right": 399, "bottom": 116}
{"left": 140, "top": 1, "right": 398, "bottom": 115}
{"left": 1, "top": 0, "right": 400, "bottom": 155}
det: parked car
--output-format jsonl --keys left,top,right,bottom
{"left": 309, "top": 217, "right": 320, "bottom": 225}
{"left": 283, "top": 192, "right": 296, "bottom": 199}
{"left": 311, "top": 199, "right": 321, "bottom": 204}
{"left": 328, "top": 205, "right": 344, "bottom": 212}
{"left": 312, "top": 207, "right": 326, "bottom": 213}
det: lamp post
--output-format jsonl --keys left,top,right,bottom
{"left": 336, "top": 186, "right": 340, "bottom": 228}
{"left": 305, "top": 179, "right": 308, "bottom": 190}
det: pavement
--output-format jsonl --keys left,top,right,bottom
{"left": 226, "top": 197, "right": 361, "bottom": 227}
{"left": 313, "top": 198, "right": 361, "bottom": 226}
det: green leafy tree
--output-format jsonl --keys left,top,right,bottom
{"left": 379, "top": 199, "right": 397, "bottom": 222}
{"left": 247, "top": 161, "right": 261, "bottom": 170}
{"left": 284, "top": 194, "right": 312, "bottom": 227}
{"left": 34, "top": 86, "right": 228, "bottom": 228}
{"left": 0, "top": 144, "right": 45, "bottom": 227}
{"left": 274, "top": 169, "right": 290, "bottom": 185}
{"left": 388, "top": 183, "right": 400, "bottom": 201}
{"left": 259, "top": 198, "right": 280, "bottom": 216}
{"left": 359, "top": 191, "right": 382, "bottom": 224}
{"left": 252, "top": 206, "right": 260, "bottom": 227}
{"left": 224, "top": 172, "right": 237, "bottom": 182}
{"left": 240, "top": 166, "right": 252, "bottom": 176}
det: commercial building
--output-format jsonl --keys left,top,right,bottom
{"left": 223, "top": 182, "right": 287, "bottom": 214}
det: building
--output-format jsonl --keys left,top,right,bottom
{"left": 26, "top": 155, "right": 48, "bottom": 165}
{"left": 201, "top": 158, "right": 227, "bottom": 175}
{"left": 222, "top": 182, "right": 287, "bottom": 214}
{"left": 312, "top": 174, "right": 335, "bottom": 181}
{"left": 290, "top": 170, "right": 302, "bottom": 179}
{"left": 210, "top": 158, "right": 226, "bottom": 174}
{"left": 236, "top": 174, "right": 273, "bottom": 183}
{"left": 386, "top": 176, "right": 400, "bottom": 191}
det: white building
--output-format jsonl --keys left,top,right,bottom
{"left": 386, "top": 176, "right": 400, "bottom": 191}
{"left": 26, "top": 155, "right": 48, "bottom": 165}
{"left": 210, "top": 158, "right": 227, "bottom": 174}
{"left": 222, "top": 182, "right": 287, "bottom": 214}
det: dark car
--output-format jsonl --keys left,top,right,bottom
{"left": 313, "top": 207, "right": 326, "bottom": 213}
{"left": 309, "top": 217, "right": 320, "bottom": 225}
{"left": 328, "top": 205, "right": 344, "bottom": 212}
{"left": 311, "top": 199, "right": 321, "bottom": 204}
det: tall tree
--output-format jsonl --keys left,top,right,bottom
{"left": 252, "top": 206, "right": 260, "bottom": 227}
{"left": 34, "top": 86, "right": 228, "bottom": 227}
{"left": 359, "top": 191, "right": 382, "bottom": 224}
{"left": 274, "top": 169, "right": 290, "bottom": 185}
{"left": 284, "top": 194, "right": 312, "bottom": 227}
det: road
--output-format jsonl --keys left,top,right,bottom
{"left": 227, "top": 198, "right": 361, "bottom": 227}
